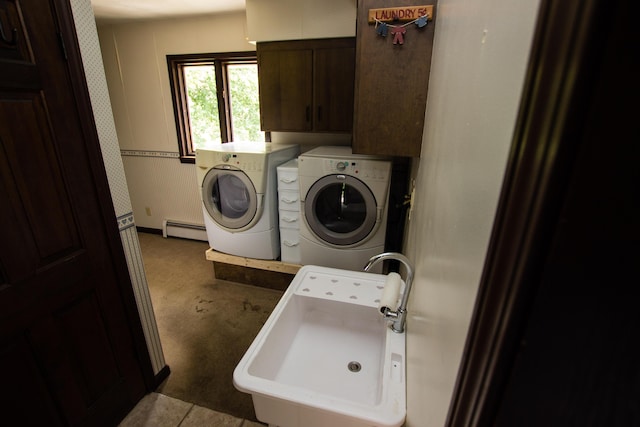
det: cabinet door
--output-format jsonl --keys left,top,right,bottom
{"left": 314, "top": 45, "right": 356, "bottom": 132}
{"left": 258, "top": 48, "right": 313, "bottom": 131}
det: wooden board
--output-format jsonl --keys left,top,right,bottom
{"left": 368, "top": 5, "right": 433, "bottom": 23}
{"left": 353, "top": 0, "right": 437, "bottom": 157}
{"left": 205, "top": 249, "right": 302, "bottom": 275}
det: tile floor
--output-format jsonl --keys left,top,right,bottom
{"left": 119, "top": 393, "right": 266, "bottom": 427}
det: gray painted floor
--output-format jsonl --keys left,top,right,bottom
{"left": 136, "top": 232, "right": 283, "bottom": 422}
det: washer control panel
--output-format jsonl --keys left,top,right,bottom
{"left": 323, "top": 159, "right": 389, "bottom": 180}
{"left": 215, "top": 152, "right": 263, "bottom": 171}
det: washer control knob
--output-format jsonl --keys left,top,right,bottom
{"left": 222, "top": 154, "right": 231, "bottom": 162}
{"left": 336, "top": 161, "right": 348, "bottom": 171}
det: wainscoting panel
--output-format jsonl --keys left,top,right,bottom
{"left": 70, "top": 0, "right": 167, "bottom": 377}
{"left": 119, "top": 215, "right": 166, "bottom": 374}
{"left": 121, "top": 153, "right": 204, "bottom": 230}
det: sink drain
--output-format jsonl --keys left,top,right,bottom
{"left": 347, "top": 361, "right": 361, "bottom": 372}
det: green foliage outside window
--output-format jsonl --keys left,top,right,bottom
{"left": 228, "top": 64, "right": 263, "bottom": 142}
{"left": 185, "top": 63, "right": 262, "bottom": 150}
{"left": 185, "top": 66, "right": 220, "bottom": 149}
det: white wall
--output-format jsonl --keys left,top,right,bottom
{"left": 246, "top": 0, "right": 356, "bottom": 42}
{"left": 97, "top": 12, "right": 255, "bottom": 229}
{"left": 403, "top": 0, "right": 541, "bottom": 425}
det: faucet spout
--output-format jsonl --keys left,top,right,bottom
{"left": 363, "top": 252, "right": 414, "bottom": 333}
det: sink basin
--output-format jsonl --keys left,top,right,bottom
{"left": 233, "top": 265, "right": 406, "bottom": 427}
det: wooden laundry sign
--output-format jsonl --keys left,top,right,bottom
{"left": 368, "top": 5, "right": 433, "bottom": 23}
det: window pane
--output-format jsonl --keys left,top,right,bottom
{"left": 184, "top": 65, "right": 221, "bottom": 149}
{"left": 227, "top": 63, "right": 263, "bottom": 142}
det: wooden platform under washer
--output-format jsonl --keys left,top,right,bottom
{"left": 205, "top": 249, "right": 302, "bottom": 274}
{"left": 205, "top": 249, "right": 302, "bottom": 291}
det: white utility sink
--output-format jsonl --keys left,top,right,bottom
{"left": 233, "top": 265, "right": 406, "bottom": 427}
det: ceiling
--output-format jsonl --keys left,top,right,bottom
{"left": 90, "top": 0, "right": 246, "bottom": 23}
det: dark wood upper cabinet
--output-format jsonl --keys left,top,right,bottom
{"left": 353, "top": 0, "right": 437, "bottom": 157}
{"left": 258, "top": 46, "right": 313, "bottom": 131}
{"left": 257, "top": 38, "right": 356, "bottom": 132}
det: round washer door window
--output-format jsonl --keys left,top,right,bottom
{"left": 304, "top": 174, "right": 378, "bottom": 246}
{"left": 202, "top": 167, "right": 258, "bottom": 230}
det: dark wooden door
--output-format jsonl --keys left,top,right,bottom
{"left": 0, "top": 0, "right": 151, "bottom": 425}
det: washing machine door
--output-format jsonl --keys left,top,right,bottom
{"left": 202, "top": 165, "right": 260, "bottom": 230}
{"left": 304, "top": 174, "right": 378, "bottom": 246}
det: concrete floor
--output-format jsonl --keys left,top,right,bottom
{"left": 136, "top": 232, "right": 283, "bottom": 423}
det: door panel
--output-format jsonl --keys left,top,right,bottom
{"left": 0, "top": 93, "right": 80, "bottom": 266}
{"left": 27, "top": 291, "right": 127, "bottom": 425}
{"left": 0, "top": 0, "right": 151, "bottom": 425}
{"left": 0, "top": 337, "right": 64, "bottom": 426}
{"left": 0, "top": 0, "right": 30, "bottom": 63}
{"left": 55, "top": 293, "right": 122, "bottom": 401}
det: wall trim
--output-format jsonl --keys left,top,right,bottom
{"left": 117, "top": 212, "right": 135, "bottom": 231}
{"left": 120, "top": 225, "right": 167, "bottom": 375}
{"left": 120, "top": 150, "right": 180, "bottom": 158}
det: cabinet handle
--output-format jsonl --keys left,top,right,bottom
{"left": 306, "top": 106, "right": 310, "bottom": 122}
{"left": 317, "top": 106, "right": 323, "bottom": 122}
{"left": 282, "top": 240, "right": 299, "bottom": 247}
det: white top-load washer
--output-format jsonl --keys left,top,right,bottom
{"left": 196, "top": 142, "right": 299, "bottom": 260}
{"left": 298, "top": 146, "right": 392, "bottom": 271}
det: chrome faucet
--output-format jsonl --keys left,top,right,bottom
{"left": 363, "top": 252, "right": 414, "bottom": 333}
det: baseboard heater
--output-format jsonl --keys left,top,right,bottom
{"left": 162, "top": 219, "right": 208, "bottom": 242}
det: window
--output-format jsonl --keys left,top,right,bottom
{"left": 167, "top": 52, "right": 265, "bottom": 163}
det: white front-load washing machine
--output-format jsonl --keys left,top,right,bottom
{"left": 196, "top": 142, "right": 299, "bottom": 260}
{"left": 298, "top": 146, "right": 392, "bottom": 271}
